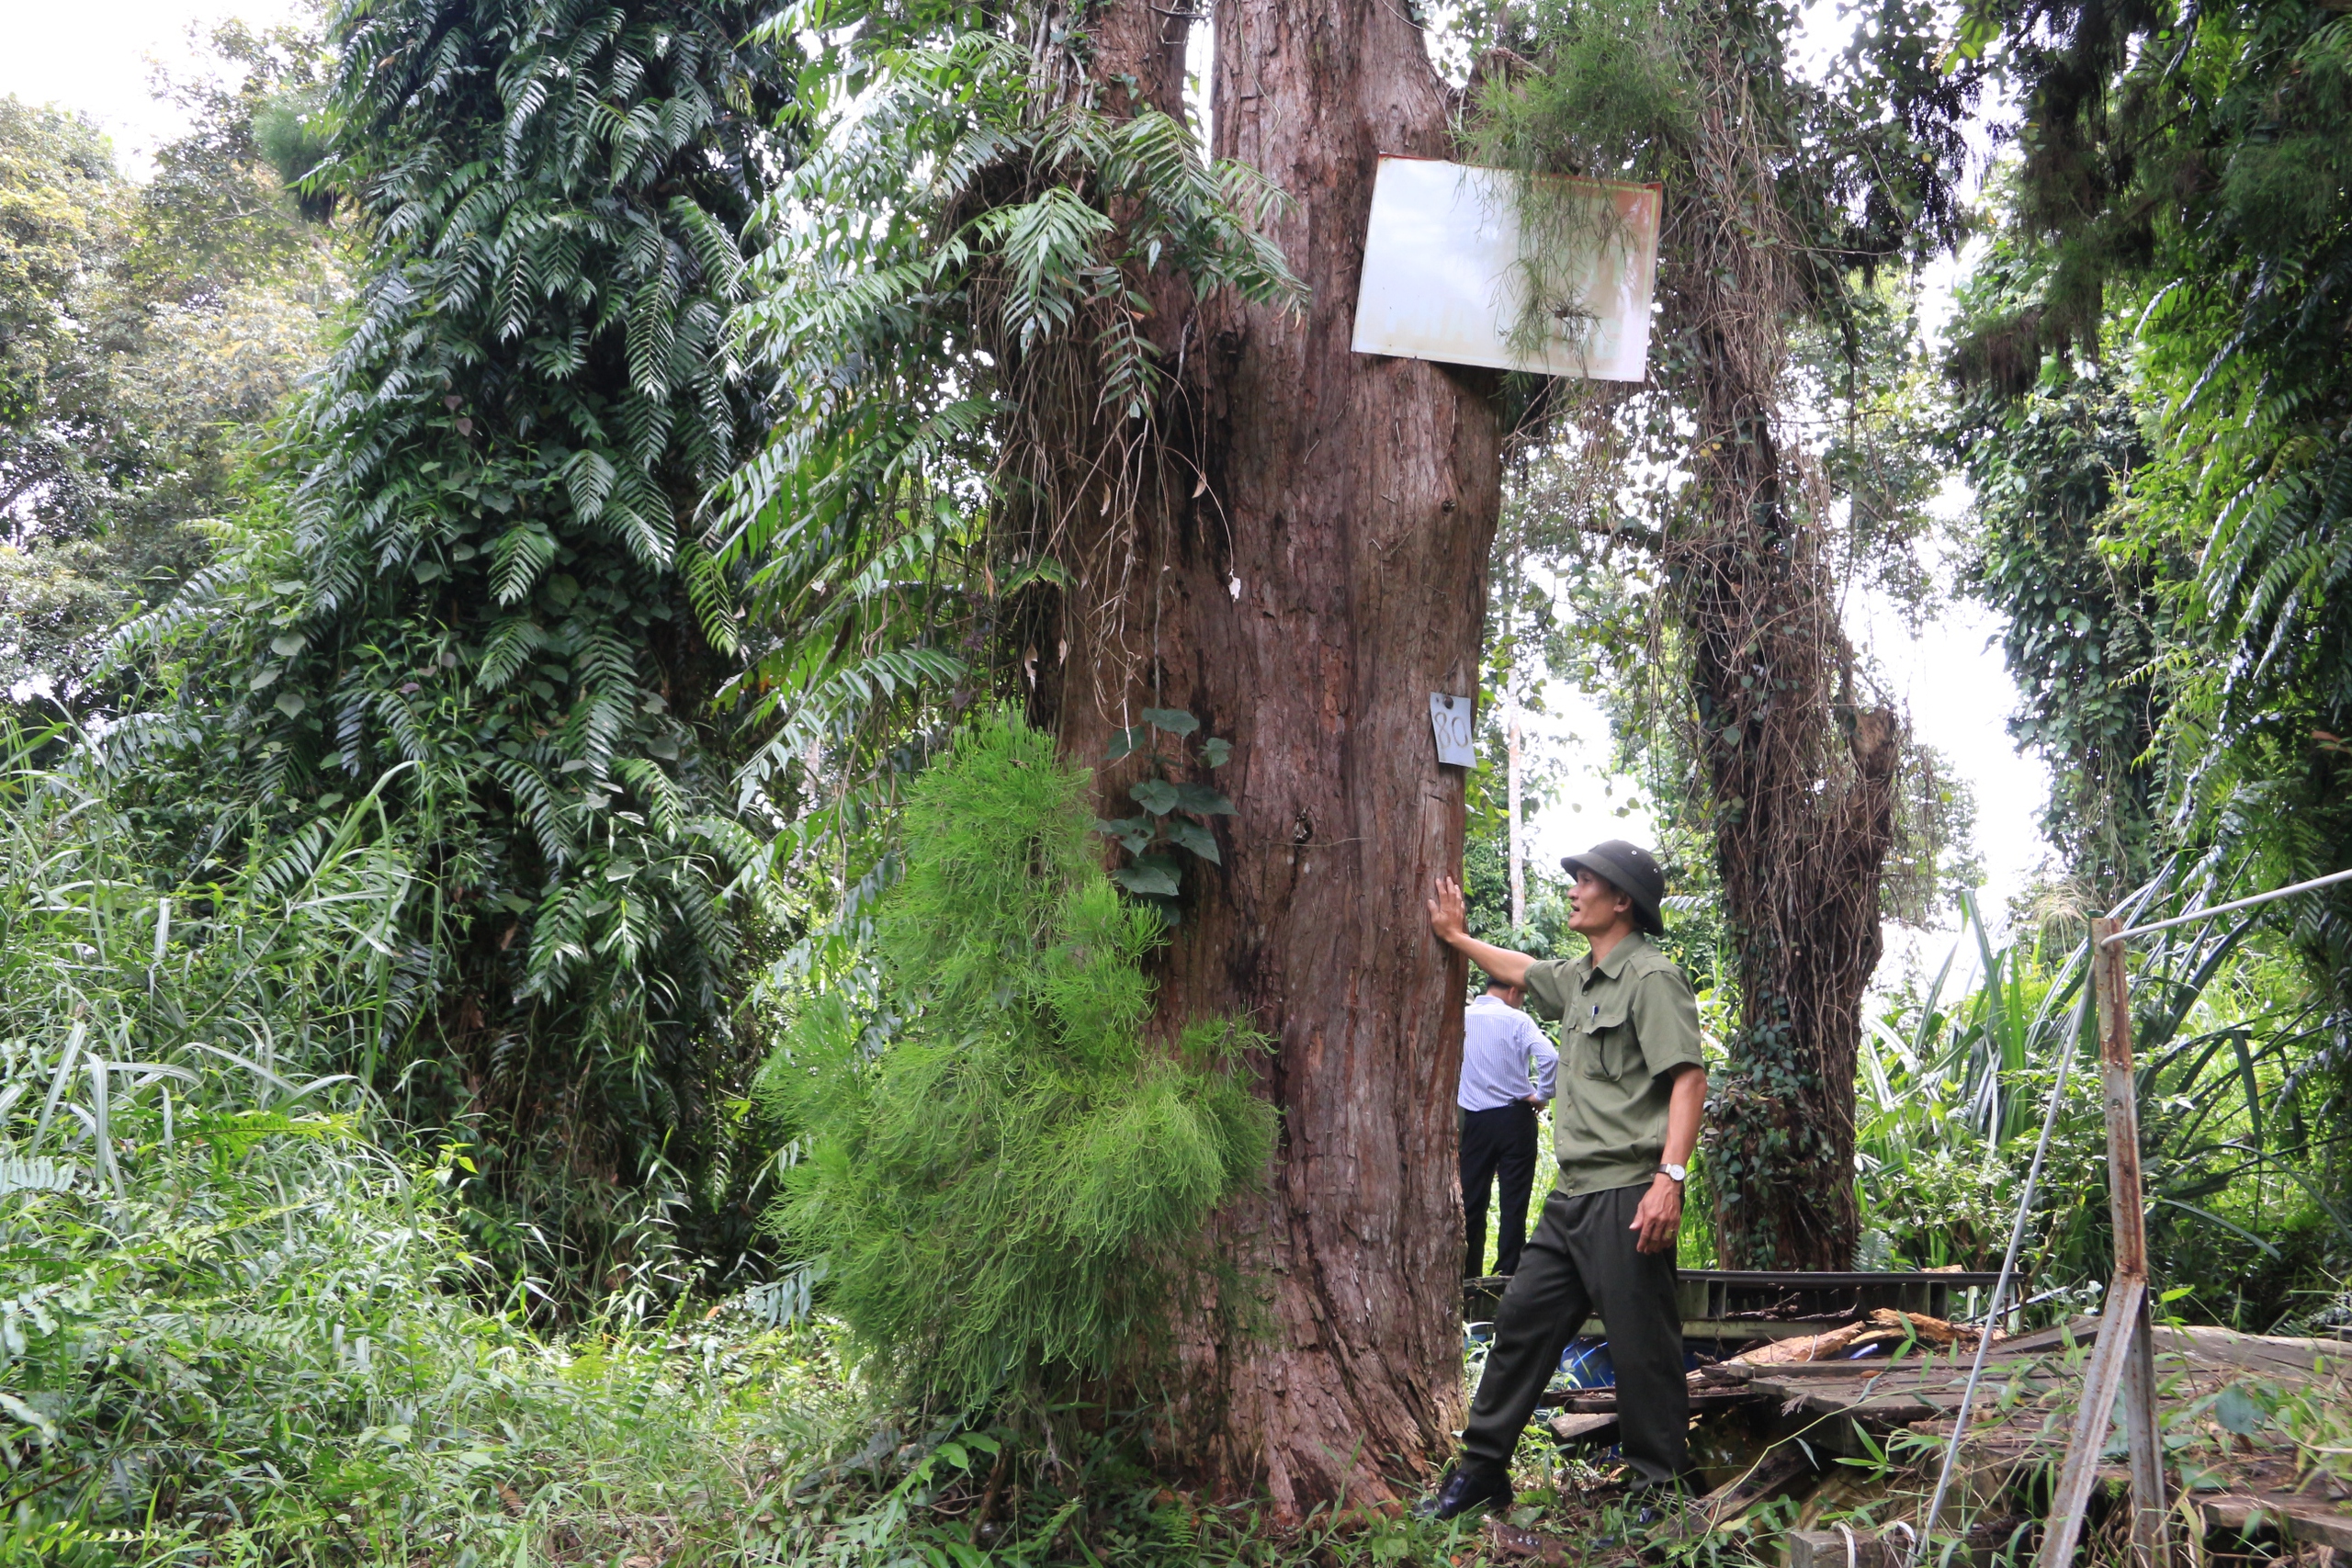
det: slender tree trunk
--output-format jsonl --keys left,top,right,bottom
{"left": 1037, "top": 0, "right": 1502, "bottom": 1517}
{"left": 1655, "top": 54, "right": 1901, "bottom": 1270}
{"left": 1508, "top": 716, "right": 1524, "bottom": 929}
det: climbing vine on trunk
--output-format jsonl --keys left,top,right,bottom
{"left": 103, "top": 0, "right": 803, "bottom": 1304}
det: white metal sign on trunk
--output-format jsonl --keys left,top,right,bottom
{"left": 1351, "top": 157, "right": 1661, "bottom": 381}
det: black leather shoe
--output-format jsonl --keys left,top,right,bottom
{"left": 1413, "top": 1465, "right": 1513, "bottom": 1522}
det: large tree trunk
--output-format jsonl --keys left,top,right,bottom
{"left": 1656, "top": 51, "right": 1901, "bottom": 1270}
{"left": 1035, "top": 0, "right": 1502, "bottom": 1518}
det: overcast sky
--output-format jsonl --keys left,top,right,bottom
{"left": 0, "top": 0, "right": 312, "bottom": 176}
{"left": 5, "top": 0, "right": 2056, "bottom": 982}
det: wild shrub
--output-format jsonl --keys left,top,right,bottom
{"left": 763, "top": 712, "right": 1276, "bottom": 1415}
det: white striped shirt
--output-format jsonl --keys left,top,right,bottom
{"left": 1458, "top": 993, "right": 1558, "bottom": 1111}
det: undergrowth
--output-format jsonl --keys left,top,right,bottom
{"left": 0, "top": 728, "right": 866, "bottom": 1563}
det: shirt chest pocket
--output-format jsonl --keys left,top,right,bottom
{"left": 1572, "top": 998, "right": 1639, "bottom": 1083}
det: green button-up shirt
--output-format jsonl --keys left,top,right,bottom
{"left": 1521, "top": 933, "right": 1706, "bottom": 1196}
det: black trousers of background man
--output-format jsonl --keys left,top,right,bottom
{"left": 1460, "top": 1101, "right": 1540, "bottom": 1278}
{"left": 1460, "top": 1184, "right": 1690, "bottom": 1486}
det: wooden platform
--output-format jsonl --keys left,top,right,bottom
{"left": 1464, "top": 1268, "right": 2002, "bottom": 1343}
{"left": 1697, "top": 1320, "right": 2352, "bottom": 1548}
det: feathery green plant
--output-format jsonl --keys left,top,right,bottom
{"left": 761, "top": 712, "right": 1276, "bottom": 1415}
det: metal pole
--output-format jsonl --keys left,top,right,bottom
{"left": 2040, "top": 918, "right": 2169, "bottom": 1568}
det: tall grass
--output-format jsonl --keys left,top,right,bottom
{"left": 1857, "top": 881, "right": 2350, "bottom": 1328}
{"left": 0, "top": 730, "right": 872, "bottom": 1562}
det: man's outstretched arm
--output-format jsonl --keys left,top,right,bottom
{"left": 1426, "top": 876, "right": 1535, "bottom": 987}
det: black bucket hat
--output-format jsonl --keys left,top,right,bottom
{"left": 1560, "top": 840, "right": 1667, "bottom": 936}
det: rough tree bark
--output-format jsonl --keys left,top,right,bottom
{"left": 1034, "top": 0, "right": 1503, "bottom": 1518}
{"left": 1654, "top": 51, "right": 1901, "bottom": 1270}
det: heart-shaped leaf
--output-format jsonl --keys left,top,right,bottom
{"left": 1200, "top": 737, "right": 1232, "bottom": 768}
{"left": 1094, "top": 815, "right": 1156, "bottom": 853}
{"left": 1130, "top": 778, "right": 1181, "bottom": 816}
{"left": 1110, "top": 860, "right": 1181, "bottom": 897}
{"left": 1165, "top": 818, "right": 1221, "bottom": 863}
{"left": 1141, "top": 706, "right": 1198, "bottom": 736}
{"left": 2212, "top": 1382, "right": 2267, "bottom": 1436}
{"left": 1172, "top": 782, "right": 1236, "bottom": 816}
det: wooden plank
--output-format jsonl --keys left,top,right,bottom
{"left": 1643, "top": 1449, "right": 1820, "bottom": 1542}
{"left": 1792, "top": 1520, "right": 2037, "bottom": 1568}
{"left": 1690, "top": 1270, "right": 2001, "bottom": 1288}
{"left": 2038, "top": 1275, "right": 2150, "bottom": 1568}
{"left": 1548, "top": 1411, "right": 1618, "bottom": 1445}
{"left": 1785, "top": 1390, "right": 1945, "bottom": 1425}
{"left": 1693, "top": 1448, "right": 1815, "bottom": 1527}
{"left": 2189, "top": 1494, "right": 2352, "bottom": 1551}
{"left": 2090, "top": 917, "right": 2170, "bottom": 1568}
{"left": 1747, "top": 1371, "right": 2001, "bottom": 1403}
{"left": 1690, "top": 1319, "right": 1871, "bottom": 1343}
{"left": 1745, "top": 1357, "right": 2023, "bottom": 1382}
{"left": 1554, "top": 1387, "right": 1755, "bottom": 1414}
{"left": 1790, "top": 1528, "right": 1904, "bottom": 1568}
{"left": 1982, "top": 1320, "right": 2100, "bottom": 1357}
{"left": 2159, "top": 1325, "right": 2348, "bottom": 1378}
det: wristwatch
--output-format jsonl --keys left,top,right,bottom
{"left": 1659, "top": 1163, "right": 1688, "bottom": 1184}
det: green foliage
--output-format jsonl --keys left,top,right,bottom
{"left": 0, "top": 723, "right": 872, "bottom": 1562}
{"left": 132, "top": 18, "right": 341, "bottom": 299}
{"left": 1943, "top": 220, "right": 2170, "bottom": 898}
{"left": 0, "top": 701, "right": 1453, "bottom": 1562}
{"left": 0, "top": 101, "right": 118, "bottom": 491}
{"left": 92, "top": 0, "right": 809, "bottom": 1306}
{"left": 1093, "top": 705, "right": 1236, "bottom": 920}
{"left": 1859, "top": 880, "right": 2352, "bottom": 1324}
{"left": 1951, "top": 0, "right": 2352, "bottom": 1007}
{"left": 762, "top": 713, "right": 1275, "bottom": 1414}
{"left": 0, "top": 720, "right": 432, "bottom": 1548}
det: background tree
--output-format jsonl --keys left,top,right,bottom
{"left": 1948, "top": 0, "right": 2352, "bottom": 1000}
{"left": 1942, "top": 221, "right": 2167, "bottom": 901}
{"left": 1, "top": 23, "right": 345, "bottom": 712}
{"left": 1465, "top": 0, "right": 1973, "bottom": 1267}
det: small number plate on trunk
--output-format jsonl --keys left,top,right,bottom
{"left": 1430, "top": 693, "right": 1476, "bottom": 768}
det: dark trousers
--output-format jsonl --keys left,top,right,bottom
{"left": 1461, "top": 1184, "right": 1690, "bottom": 1485}
{"left": 1459, "top": 1102, "right": 1540, "bottom": 1278}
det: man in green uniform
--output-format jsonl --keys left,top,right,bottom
{"left": 1418, "top": 840, "right": 1709, "bottom": 1521}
